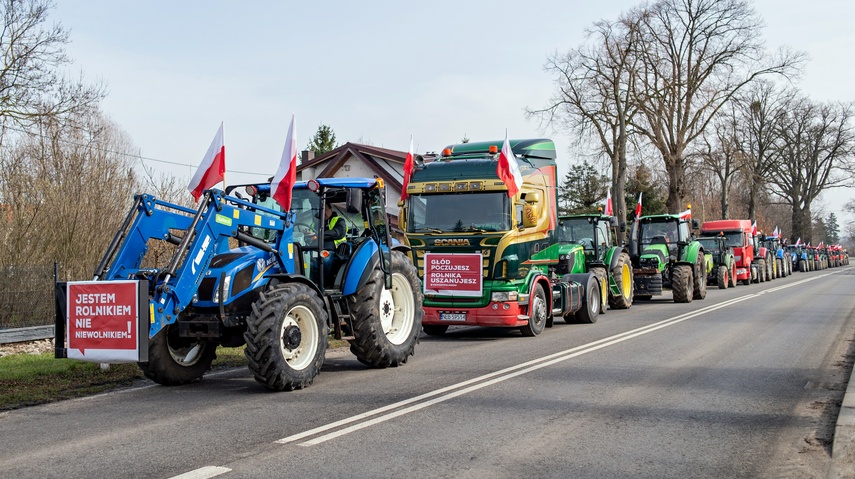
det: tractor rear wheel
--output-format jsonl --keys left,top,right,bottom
{"left": 717, "top": 265, "right": 728, "bottom": 289}
{"left": 347, "top": 250, "right": 423, "bottom": 367}
{"left": 693, "top": 252, "right": 707, "bottom": 300}
{"left": 757, "top": 260, "right": 767, "bottom": 282}
{"left": 520, "top": 283, "right": 548, "bottom": 336}
{"left": 244, "top": 283, "right": 328, "bottom": 391}
{"left": 138, "top": 321, "right": 216, "bottom": 386}
{"left": 609, "top": 253, "right": 634, "bottom": 309}
{"left": 672, "top": 264, "right": 693, "bottom": 303}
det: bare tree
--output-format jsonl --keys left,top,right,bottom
{"left": 0, "top": 110, "right": 140, "bottom": 279}
{"left": 699, "top": 102, "right": 742, "bottom": 219}
{"left": 0, "top": 0, "right": 105, "bottom": 146}
{"left": 771, "top": 96, "right": 855, "bottom": 243}
{"left": 529, "top": 9, "right": 645, "bottom": 240}
{"left": 734, "top": 81, "right": 793, "bottom": 221}
{"left": 631, "top": 0, "right": 803, "bottom": 213}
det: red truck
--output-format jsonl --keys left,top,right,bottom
{"left": 700, "top": 220, "right": 763, "bottom": 285}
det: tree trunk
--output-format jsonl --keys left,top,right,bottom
{"left": 664, "top": 153, "right": 685, "bottom": 214}
{"left": 791, "top": 204, "right": 811, "bottom": 244}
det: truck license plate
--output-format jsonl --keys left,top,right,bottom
{"left": 439, "top": 311, "right": 466, "bottom": 321}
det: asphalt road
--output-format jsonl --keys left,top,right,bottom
{"left": 2, "top": 267, "right": 854, "bottom": 479}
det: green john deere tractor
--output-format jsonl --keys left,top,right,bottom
{"left": 551, "top": 214, "right": 634, "bottom": 311}
{"left": 695, "top": 235, "right": 737, "bottom": 289}
{"left": 628, "top": 214, "right": 707, "bottom": 303}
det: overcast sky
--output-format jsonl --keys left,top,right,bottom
{"left": 51, "top": 0, "right": 855, "bottom": 224}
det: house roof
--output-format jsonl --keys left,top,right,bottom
{"left": 297, "top": 142, "right": 408, "bottom": 190}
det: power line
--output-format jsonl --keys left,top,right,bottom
{"left": 2, "top": 123, "right": 272, "bottom": 177}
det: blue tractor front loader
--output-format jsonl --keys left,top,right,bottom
{"left": 55, "top": 178, "right": 423, "bottom": 391}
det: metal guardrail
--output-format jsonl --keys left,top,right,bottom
{"left": 0, "top": 325, "right": 54, "bottom": 344}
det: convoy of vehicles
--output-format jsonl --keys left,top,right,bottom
{"left": 50, "top": 133, "right": 850, "bottom": 391}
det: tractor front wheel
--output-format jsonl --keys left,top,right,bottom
{"left": 244, "top": 283, "right": 328, "bottom": 391}
{"left": 347, "top": 251, "right": 423, "bottom": 368}
{"left": 717, "top": 265, "right": 728, "bottom": 289}
{"left": 138, "top": 322, "right": 217, "bottom": 386}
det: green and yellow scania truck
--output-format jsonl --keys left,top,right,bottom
{"left": 399, "top": 139, "right": 605, "bottom": 337}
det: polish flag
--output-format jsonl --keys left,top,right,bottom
{"left": 188, "top": 123, "right": 225, "bottom": 201}
{"left": 795, "top": 237, "right": 801, "bottom": 246}
{"left": 604, "top": 189, "right": 613, "bottom": 216}
{"left": 751, "top": 221, "right": 757, "bottom": 236}
{"left": 496, "top": 130, "right": 523, "bottom": 197}
{"left": 634, "top": 192, "right": 643, "bottom": 220}
{"left": 772, "top": 226, "right": 779, "bottom": 237}
{"left": 400, "top": 136, "right": 414, "bottom": 201}
{"left": 271, "top": 114, "right": 298, "bottom": 211}
{"left": 678, "top": 207, "right": 691, "bottom": 220}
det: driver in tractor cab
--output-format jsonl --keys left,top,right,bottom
{"left": 322, "top": 203, "right": 347, "bottom": 281}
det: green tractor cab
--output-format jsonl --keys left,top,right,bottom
{"left": 628, "top": 214, "right": 707, "bottom": 303}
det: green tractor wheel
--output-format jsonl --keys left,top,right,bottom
{"left": 608, "top": 252, "right": 633, "bottom": 310}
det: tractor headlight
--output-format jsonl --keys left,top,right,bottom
{"left": 214, "top": 276, "right": 231, "bottom": 303}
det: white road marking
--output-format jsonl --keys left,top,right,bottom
{"left": 280, "top": 269, "right": 845, "bottom": 447}
{"left": 168, "top": 466, "right": 231, "bottom": 479}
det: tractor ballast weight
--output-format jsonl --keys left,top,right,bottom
{"left": 628, "top": 214, "right": 707, "bottom": 303}
{"left": 54, "top": 178, "right": 423, "bottom": 391}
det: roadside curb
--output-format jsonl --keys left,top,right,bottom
{"left": 828, "top": 336, "right": 855, "bottom": 478}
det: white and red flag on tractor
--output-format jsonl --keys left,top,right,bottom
{"left": 678, "top": 207, "right": 691, "bottom": 220}
{"left": 634, "top": 192, "right": 643, "bottom": 220}
{"left": 751, "top": 221, "right": 757, "bottom": 236}
{"left": 819, "top": 241, "right": 824, "bottom": 248}
{"left": 188, "top": 123, "right": 226, "bottom": 201}
{"left": 401, "top": 136, "right": 414, "bottom": 201}
{"left": 604, "top": 189, "right": 613, "bottom": 216}
{"left": 772, "top": 226, "right": 780, "bottom": 237}
{"left": 795, "top": 237, "right": 801, "bottom": 246}
{"left": 496, "top": 130, "right": 523, "bottom": 197}
{"left": 271, "top": 114, "right": 298, "bottom": 211}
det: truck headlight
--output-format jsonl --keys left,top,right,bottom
{"left": 491, "top": 291, "right": 518, "bottom": 302}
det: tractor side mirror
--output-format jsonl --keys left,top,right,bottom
{"left": 692, "top": 219, "right": 700, "bottom": 229}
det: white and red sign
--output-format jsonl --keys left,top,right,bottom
{"left": 424, "top": 253, "right": 483, "bottom": 297}
{"left": 66, "top": 280, "right": 145, "bottom": 363}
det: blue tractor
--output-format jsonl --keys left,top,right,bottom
{"left": 55, "top": 178, "right": 423, "bottom": 391}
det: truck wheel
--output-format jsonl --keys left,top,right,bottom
{"left": 717, "top": 265, "right": 728, "bottom": 289}
{"left": 693, "top": 252, "right": 707, "bottom": 300}
{"left": 244, "top": 283, "right": 328, "bottom": 391}
{"left": 347, "top": 250, "right": 423, "bottom": 368}
{"left": 423, "top": 325, "right": 448, "bottom": 336}
{"left": 573, "top": 275, "right": 601, "bottom": 324}
{"left": 138, "top": 322, "right": 216, "bottom": 386}
{"left": 729, "top": 263, "right": 737, "bottom": 287}
{"left": 608, "top": 253, "right": 633, "bottom": 309}
{"left": 520, "top": 283, "right": 548, "bottom": 336}
{"left": 672, "top": 264, "right": 693, "bottom": 303}
{"left": 590, "top": 267, "right": 608, "bottom": 315}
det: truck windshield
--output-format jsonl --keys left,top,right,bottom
{"left": 408, "top": 192, "right": 510, "bottom": 233}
